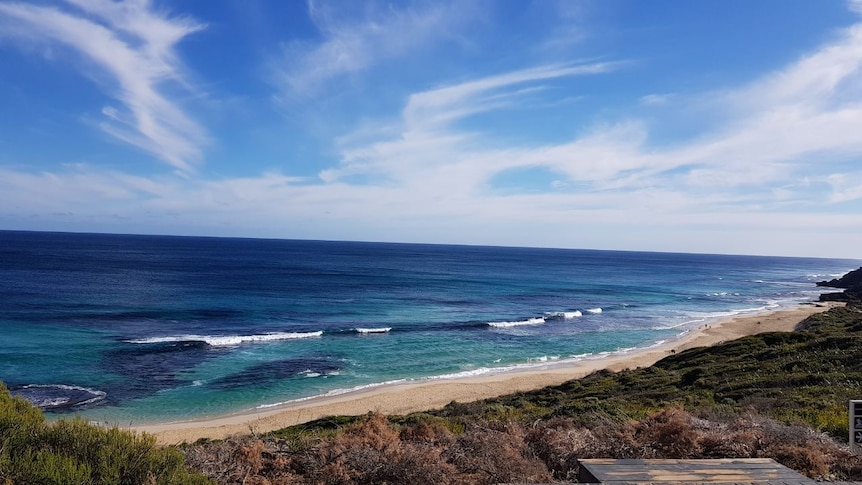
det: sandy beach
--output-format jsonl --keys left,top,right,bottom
{"left": 137, "top": 302, "right": 842, "bottom": 445}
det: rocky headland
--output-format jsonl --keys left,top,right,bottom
{"left": 818, "top": 267, "right": 862, "bottom": 303}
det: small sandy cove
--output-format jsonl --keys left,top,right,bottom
{"left": 137, "top": 302, "right": 842, "bottom": 445}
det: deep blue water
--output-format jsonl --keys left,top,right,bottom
{"left": 0, "top": 230, "right": 857, "bottom": 424}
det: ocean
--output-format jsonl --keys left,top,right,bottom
{"left": 0, "top": 230, "right": 857, "bottom": 424}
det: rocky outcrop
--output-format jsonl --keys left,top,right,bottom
{"left": 819, "top": 291, "right": 860, "bottom": 303}
{"left": 817, "top": 267, "right": 862, "bottom": 289}
{"left": 818, "top": 267, "right": 862, "bottom": 305}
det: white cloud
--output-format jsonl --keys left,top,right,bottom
{"left": 827, "top": 173, "right": 862, "bottom": 202}
{"left": 534, "top": 0, "right": 592, "bottom": 54}
{"left": 309, "top": 18, "right": 862, "bottom": 251}
{"left": 732, "top": 24, "right": 862, "bottom": 109}
{"left": 640, "top": 93, "right": 672, "bottom": 106}
{"left": 321, "top": 61, "right": 622, "bottom": 183}
{"left": 2, "top": 164, "right": 861, "bottom": 257}
{"left": 3, "top": 7, "right": 862, "bottom": 257}
{"left": 0, "top": 0, "right": 207, "bottom": 171}
{"left": 402, "top": 63, "right": 618, "bottom": 130}
{"left": 850, "top": 0, "right": 862, "bottom": 16}
{"left": 627, "top": 23, "right": 862, "bottom": 193}
{"left": 275, "top": 0, "right": 477, "bottom": 96}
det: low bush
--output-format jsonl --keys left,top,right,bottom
{"left": 538, "top": 407, "right": 862, "bottom": 481}
{"left": 183, "top": 407, "right": 862, "bottom": 483}
{"left": 0, "top": 382, "right": 210, "bottom": 484}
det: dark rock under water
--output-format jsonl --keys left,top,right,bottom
{"left": 96, "top": 339, "right": 226, "bottom": 406}
{"left": 208, "top": 356, "right": 341, "bottom": 390}
{"left": 11, "top": 384, "right": 106, "bottom": 411}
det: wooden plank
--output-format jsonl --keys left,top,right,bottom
{"left": 581, "top": 458, "right": 777, "bottom": 465}
{"left": 583, "top": 463, "right": 801, "bottom": 471}
{"left": 577, "top": 458, "right": 814, "bottom": 483}
{"left": 579, "top": 465, "right": 787, "bottom": 473}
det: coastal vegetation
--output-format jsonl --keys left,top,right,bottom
{"left": 182, "top": 300, "right": 862, "bottom": 484}
{"left": 0, "top": 383, "right": 210, "bottom": 484}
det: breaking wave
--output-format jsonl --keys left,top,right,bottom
{"left": 487, "top": 317, "right": 546, "bottom": 328}
{"left": 545, "top": 311, "right": 582, "bottom": 320}
{"left": 355, "top": 327, "right": 392, "bottom": 334}
{"left": 126, "top": 331, "right": 323, "bottom": 347}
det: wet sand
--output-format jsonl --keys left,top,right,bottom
{"left": 136, "top": 302, "right": 841, "bottom": 445}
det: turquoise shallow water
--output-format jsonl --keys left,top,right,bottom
{"left": 0, "top": 230, "right": 858, "bottom": 424}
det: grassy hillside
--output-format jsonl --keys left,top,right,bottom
{"left": 184, "top": 304, "right": 862, "bottom": 484}
{"left": 432, "top": 304, "right": 862, "bottom": 438}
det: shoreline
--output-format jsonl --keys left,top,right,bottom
{"left": 136, "top": 301, "right": 842, "bottom": 445}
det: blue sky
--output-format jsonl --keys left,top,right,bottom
{"left": 1, "top": 0, "right": 862, "bottom": 258}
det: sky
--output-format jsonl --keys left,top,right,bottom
{"left": 1, "top": 0, "right": 862, "bottom": 258}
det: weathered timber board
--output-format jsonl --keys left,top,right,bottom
{"left": 577, "top": 458, "right": 813, "bottom": 483}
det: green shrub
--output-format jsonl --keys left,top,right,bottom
{"left": 7, "top": 449, "right": 93, "bottom": 485}
{"left": 0, "top": 382, "right": 210, "bottom": 485}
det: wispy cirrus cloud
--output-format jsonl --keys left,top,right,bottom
{"left": 275, "top": 0, "right": 478, "bottom": 97}
{"left": 534, "top": 0, "right": 592, "bottom": 54}
{"left": 3, "top": 4, "right": 862, "bottom": 257}
{"left": 402, "top": 62, "right": 618, "bottom": 130}
{"left": 320, "top": 61, "right": 623, "bottom": 183}
{"left": 644, "top": 23, "right": 862, "bottom": 199}
{"left": 640, "top": 93, "right": 673, "bottom": 106}
{"left": 324, "top": 16, "right": 862, "bottom": 210}
{"left": 0, "top": 0, "right": 208, "bottom": 171}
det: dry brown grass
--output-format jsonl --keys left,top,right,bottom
{"left": 183, "top": 408, "right": 862, "bottom": 484}
{"left": 521, "top": 407, "right": 862, "bottom": 481}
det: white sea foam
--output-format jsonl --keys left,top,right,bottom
{"left": 424, "top": 367, "right": 497, "bottom": 380}
{"left": 529, "top": 355, "right": 560, "bottom": 363}
{"left": 653, "top": 303, "right": 783, "bottom": 330}
{"left": 17, "top": 384, "right": 107, "bottom": 407}
{"left": 692, "top": 306, "right": 768, "bottom": 319}
{"left": 652, "top": 320, "right": 698, "bottom": 330}
{"left": 586, "top": 307, "right": 602, "bottom": 314}
{"left": 254, "top": 379, "right": 409, "bottom": 409}
{"left": 545, "top": 311, "right": 582, "bottom": 319}
{"left": 41, "top": 398, "right": 71, "bottom": 407}
{"left": 487, "top": 317, "right": 545, "bottom": 328}
{"left": 355, "top": 327, "right": 392, "bottom": 334}
{"left": 251, "top": 335, "right": 691, "bottom": 412}
{"left": 424, "top": 346, "right": 649, "bottom": 379}
{"left": 127, "top": 331, "right": 323, "bottom": 347}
